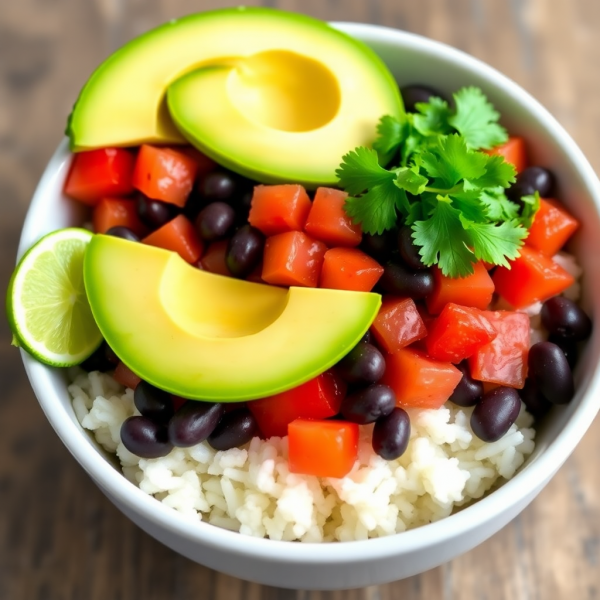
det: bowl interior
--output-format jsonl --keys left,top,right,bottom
{"left": 17, "top": 22, "right": 600, "bottom": 565}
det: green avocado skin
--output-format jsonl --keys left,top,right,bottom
{"left": 66, "top": 7, "right": 404, "bottom": 187}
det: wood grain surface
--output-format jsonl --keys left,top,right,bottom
{"left": 2, "top": 0, "right": 600, "bottom": 598}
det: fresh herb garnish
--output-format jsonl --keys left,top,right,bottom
{"left": 336, "top": 86, "right": 537, "bottom": 277}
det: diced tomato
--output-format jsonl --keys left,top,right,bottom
{"left": 526, "top": 198, "right": 579, "bottom": 256}
{"left": 200, "top": 240, "right": 231, "bottom": 276}
{"left": 288, "top": 419, "right": 359, "bottom": 478}
{"left": 64, "top": 148, "right": 135, "bottom": 205}
{"left": 248, "top": 371, "right": 346, "bottom": 438}
{"left": 493, "top": 245, "right": 574, "bottom": 308}
{"left": 92, "top": 197, "right": 147, "bottom": 237}
{"left": 248, "top": 184, "right": 312, "bottom": 235}
{"left": 262, "top": 231, "right": 327, "bottom": 287}
{"left": 371, "top": 297, "right": 427, "bottom": 353}
{"left": 486, "top": 137, "right": 528, "bottom": 173}
{"left": 468, "top": 311, "right": 530, "bottom": 388}
{"left": 171, "top": 396, "right": 188, "bottom": 412}
{"left": 177, "top": 146, "right": 218, "bottom": 176}
{"left": 380, "top": 347, "right": 462, "bottom": 409}
{"left": 426, "top": 261, "right": 495, "bottom": 315}
{"left": 114, "top": 362, "right": 141, "bottom": 390}
{"left": 132, "top": 145, "right": 199, "bottom": 207}
{"left": 319, "top": 248, "right": 383, "bottom": 292}
{"left": 425, "top": 303, "right": 497, "bottom": 363}
{"left": 304, "top": 187, "right": 362, "bottom": 247}
{"left": 142, "top": 215, "right": 204, "bottom": 264}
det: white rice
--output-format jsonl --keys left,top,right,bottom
{"left": 67, "top": 251, "right": 580, "bottom": 542}
{"left": 68, "top": 370, "right": 535, "bottom": 542}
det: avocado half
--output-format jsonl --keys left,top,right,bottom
{"left": 84, "top": 235, "right": 381, "bottom": 401}
{"left": 67, "top": 7, "right": 403, "bottom": 186}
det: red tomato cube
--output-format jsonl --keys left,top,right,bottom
{"left": 114, "top": 362, "right": 141, "bottom": 390}
{"left": 425, "top": 303, "right": 497, "bottom": 363}
{"left": 288, "top": 419, "right": 359, "bottom": 478}
{"left": 493, "top": 245, "right": 574, "bottom": 308}
{"left": 319, "top": 248, "right": 384, "bottom": 292}
{"left": 132, "top": 145, "right": 199, "bottom": 207}
{"left": 526, "top": 198, "right": 579, "bottom": 256}
{"left": 426, "top": 261, "right": 495, "bottom": 315}
{"left": 200, "top": 240, "right": 231, "bottom": 276}
{"left": 248, "top": 371, "right": 346, "bottom": 438}
{"left": 64, "top": 148, "right": 135, "bottom": 205}
{"left": 142, "top": 215, "right": 204, "bottom": 264}
{"left": 486, "top": 136, "right": 528, "bottom": 173}
{"left": 262, "top": 231, "right": 327, "bottom": 288}
{"left": 468, "top": 311, "right": 530, "bottom": 388}
{"left": 93, "top": 197, "right": 147, "bottom": 237}
{"left": 371, "top": 297, "right": 427, "bottom": 353}
{"left": 304, "top": 187, "right": 362, "bottom": 247}
{"left": 248, "top": 184, "right": 312, "bottom": 235}
{"left": 380, "top": 348, "right": 462, "bottom": 409}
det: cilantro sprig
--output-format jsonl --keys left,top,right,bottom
{"left": 336, "top": 86, "right": 537, "bottom": 278}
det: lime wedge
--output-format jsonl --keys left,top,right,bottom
{"left": 6, "top": 228, "right": 102, "bottom": 366}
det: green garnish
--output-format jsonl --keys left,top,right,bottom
{"left": 336, "top": 86, "right": 538, "bottom": 278}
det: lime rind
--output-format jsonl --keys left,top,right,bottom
{"left": 7, "top": 228, "right": 103, "bottom": 367}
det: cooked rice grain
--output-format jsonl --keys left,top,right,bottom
{"left": 68, "top": 368, "right": 535, "bottom": 542}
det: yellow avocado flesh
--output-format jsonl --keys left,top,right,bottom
{"left": 67, "top": 8, "right": 403, "bottom": 185}
{"left": 83, "top": 236, "right": 381, "bottom": 401}
{"left": 166, "top": 51, "right": 387, "bottom": 185}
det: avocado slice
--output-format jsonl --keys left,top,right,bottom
{"left": 84, "top": 235, "right": 381, "bottom": 401}
{"left": 67, "top": 7, "right": 403, "bottom": 185}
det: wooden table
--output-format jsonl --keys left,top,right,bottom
{"left": 2, "top": 0, "right": 600, "bottom": 597}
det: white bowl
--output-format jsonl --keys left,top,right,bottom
{"left": 18, "top": 22, "right": 600, "bottom": 590}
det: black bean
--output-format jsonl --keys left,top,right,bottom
{"left": 400, "top": 84, "right": 448, "bottom": 112}
{"left": 379, "top": 261, "right": 434, "bottom": 299}
{"left": 519, "top": 379, "right": 552, "bottom": 420}
{"left": 449, "top": 361, "right": 484, "bottom": 407}
{"left": 341, "top": 384, "right": 396, "bottom": 424}
{"left": 226, "top": 225, "right": 265, "bottom": 278}
{"left": 528, "top": 341, "right": 575, "bottom": 405}
{"left": 398, "top": 226, "right": 426, "bottom": 270}
{"left": 360, "top": 230, "right": 397, "bottom": 262}
{"left": 470, "top": 386, "right": 522, "bottom": 442}
{"left": 208, "top": 408, "right": 259, "bottom": 451}
{"left": 120, "top": 416, "right": 172, "bottom": 458}
{"left": 195, "top": 202, "right": 236, "bottom": 242}
{"left": 134, "top": 381, "right": 174, "bottom": 424}
{"left": 80, "top": 342, "right": 118, "bottom": 372}
{"left": 548, "top": 334, "right": 579, "bottom": 369}
{"left": 136, "top": 194, "right": 178, "bottom": 229}
{"left": 541, "top": 296, "right": 592, "bottom": 341}
{"left": 337, "top": 343, "right": 386, "bottom": 385}
{"left": 507, "top": 166, "right": 555, "bottom": 201}
{"left": 106, "top": 226, "right": 140, "bottom": 242}
{"left": 199, "top": 171, "right": 237, "bottom": 201}
{"left": 168, "top": 401, "right": 224, "bottom": 447}
{"left": 372, "top": 408, "right": 411, "bottom": 460}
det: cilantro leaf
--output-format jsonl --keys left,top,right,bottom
{"left": 519, "top": 191, "right": 541, "bottom": 229}
{"left": 336, "top": 147, "right": 394, "bottom": 195}
{"left": 448, "top": 87, "right": 508, "bottom": 150}
{"left": 479, "top": 188, "right": 520, "bottom": 221}
{"left": 394, "top": 167, "right": 428, "bottom": 195}
{"left": 412, "top": 197, "right": 476, "bottom": 277}
{"left": 460, "top": 217, "right": 526, "bottom": 267}
{"left": 372, "top": 115, "right": 405, "bottom": 160}
{"left": 344, "top": 181, "right": 402, "bottom": 235}
{"left": 464, "top": 154, "right": 516, "bottom": 191}
{"left": 412, "top": 97, "right": 453, "bottom": 137}
{"left": 420, "top": 134, "right": 488, "bottom": 188}
{"left": 449, "top": 190, "right": 490, "bottom": 222}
